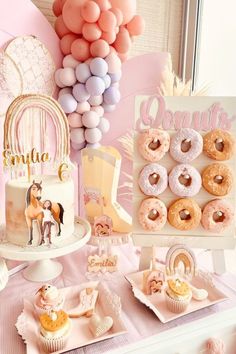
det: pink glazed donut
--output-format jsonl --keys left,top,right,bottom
{"left": 201, "top": 199, "right": 234, "bottom": 233}
{"left": 138, "top": 197, "right": 167, "bottom": 231}
{"left": 138, "top": 163, "right": 168, "bottom": 196}
{"left": 138, "top": 129, "right": 170, "bottom": 162}
{"left": 170, "top": 128, "right": 203, "bottom": 163}
{"left": 169, "top": 164, "right": 202, "bottom": 197}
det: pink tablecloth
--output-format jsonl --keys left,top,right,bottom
{"left": 1, "top": 244, "right": 236, "bottom": 354}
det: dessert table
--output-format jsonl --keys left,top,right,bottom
{"left": 1, "top": 244, "right": 236, "bottom": 354}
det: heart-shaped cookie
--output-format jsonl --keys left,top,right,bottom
{"left": 89, "top": 314, "right": 113, "bottom": 337}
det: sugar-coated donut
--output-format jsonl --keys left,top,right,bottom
{"left": 138, "top": 129, "right": 170, "bottom": 162}
{"left": 202, "top": 163, "right": 233, "bottom": 196}
{"left": 170, "top": 128, "right": 203, "bottom": 163}
{"left": 201, "top": 199, "right": 234, "bottom": 233}
{"left": 168, "top": 198, "right": 201, "bottom": 230}
{"left": 138, "top": 198, "right": 167, "bottom": 231}
{"left": 138, "top": 163, "right": 168, "bottom": 196}
{"left": 203, "top": 129, "right": 235, "bottom": 161}
{"left": 169, "top": 164, "right": 202, "bottom": 197}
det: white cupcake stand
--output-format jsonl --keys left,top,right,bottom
{"left": 0, "top": 217, "right": 91, "bottom": 282}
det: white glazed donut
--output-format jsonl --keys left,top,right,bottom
{"left": 169, "top": 164, "right": 202, "bottom": 197}
{"left": 170, "top": 128, "right": 203, "bottom": 163}
{"left": 138, "top": 163, "right": 168, "bottom": 196}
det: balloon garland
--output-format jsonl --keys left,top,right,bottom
{"left": 53, "top": 0, "right": 145, "bottom": 159}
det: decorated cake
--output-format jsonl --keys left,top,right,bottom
{"left": 3, "top": 94, "right": 75, "bottom": 247}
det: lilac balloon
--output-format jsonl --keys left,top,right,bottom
{"left": 85, "top": 128, "right": 102, "bottom": 144}
{"left": 98, "top": 117, "right": 110, "bottom": 134}
{"left": 86, "top": 76, "right": 105, "bottom": 96}
{"left": 102, "top": 74, "right": 111, "bottom": 89}
{"left": 88, "top": 95, "right": 103, "bottom": 106}
{"left": 75, "top": 63, "right": 91, "bottom": 84}
{"left": 82, "top": 111, "right": 100, "bottom": 128}
{"left": 73, "top": 84, "right": 90, "bottom": 102}
{"left": 90, "top": 58, "right": 108, "bottom": 77}
{"left": 103, "top": 87, "right": 121, "bottom": 105}
{"left": 102, "top": 103, "right": 116, "bottom": 112}
{"left": 110, "top": 70, "right": 122, "bottom": 83}
{"left": 58, "top": 94, "right": 77, "bottom": 113}
{"left": 70, "top": 127, "right": 85, "bottom": 144}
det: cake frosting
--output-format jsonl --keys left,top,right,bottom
{"left": 5, "top": 175, "right": 74, "bottom": 246}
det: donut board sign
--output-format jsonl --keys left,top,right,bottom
{"left": 133, "top": 95, "right": 236, "bottom": 253}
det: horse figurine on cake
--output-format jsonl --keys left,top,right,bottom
{"left": 25, "top": 180, "right": 64, "bottom": 245}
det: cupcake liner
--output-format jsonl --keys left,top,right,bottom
{"left": 165, "top": 291, "right": 192, "bottom": 314}
{"left": 39, "top": 331, "right": 69, "bottom": 353}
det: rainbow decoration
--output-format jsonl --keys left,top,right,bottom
{"left": 165, "top": 244, "right": 197, "bottom": 278}
{"left": 4, "top": 94, "right": 70, "bottom": 166}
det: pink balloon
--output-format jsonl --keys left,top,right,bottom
{"left": 88, "top": 95, "right": 103, "bottom": 106}
{"left": 81, "top": 1, "right": 100, "bottom": 23}
{"left": 60, "top": 33, "right": 78, "bottom": 55}
{"left": 82, "top": 111, "right": 100, "bottom": 128}
{"left": 127, "top": 15, "right": 145, "bottom": 36}
{"left": 91, "top": 105, "right": 104, "bottom": 116}
{"left": 63, "top": 54, "right": 80, "bottom": 68}
{"left": 109, "top": 0, "right": 136, "bottom": 25}
{"left": 98, "top": 117, "right": 110, "bottom": 133}
{"left": 90, "top": 39, "right": 110, "bottom": 58}
{"left": 53, "top": 0, "right": 63, "bottom": 17}
{"left": 86, "top": 142, "right": 101, "bottom": 148}
{"left": 71, "top": 38, "right": 90, "bottom": 61}
{"left": 68, "top": 112, "right": 83, "bottom": 128}
{"left": 59, "top": 87, "right": 72, "bottom": 97}
{"left": 82, "top": 23, "right": 102, "bottom": 42}
{"left": 70, "top": 127, "right": 85, "bottom": 144}
{"left": 98, "top": 10, "right": 117, "bottom": 32}
{"left": 55, "top": 69, "right": 66, "bottom": 88}
{"left": 105, "top": 53, "right": 121, "bottom": 73}
{"left": 59, "top": 67, "right": 77, "bottom": 86}
{"left": 71, "top": 141, "right": 86, "bottom": 150}
{"left": 76, "top": 101, "right": 91, "bottom": 114}
{"left": 62, "top": 0, "right": 86, "bottom": 34}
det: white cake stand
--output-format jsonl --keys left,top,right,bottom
{"left": 0, "top": 217, "right": 91, "bottom": 282}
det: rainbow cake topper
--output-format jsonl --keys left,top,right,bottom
{"left": 3, "top": 94, "right": 71, "bottom": 180}
{"left": 165, "top": 244, "right": 197, "bottom": 278}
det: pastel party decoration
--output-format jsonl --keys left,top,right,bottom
{"left": 165, "top": 244, "right": 197, "bottom": 278}
{"left": 53, "top": 0, "right": 145, "bottom": 157}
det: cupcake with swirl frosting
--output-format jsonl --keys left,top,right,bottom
{"left": 34, "top": 284, "right": 65, "bottom": 316}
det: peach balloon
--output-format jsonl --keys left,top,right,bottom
{"left": 52, "top": 0, "right": 63, "bottom": 16}
{"left": 81, "top": 1, "right": 100, "bottom": 23}
{"left": 55, "top": 15, "right": 71, "bottom": 38}
{"left": 82, "top": 23, "right": 102, "bottom": 42}
{"left": 110, "top": 0, "right": 136, "bottom": 25}
{"left": 98, "top": 10, "right": 117, "bottom": 32}
{"left": 71, "top": 38, "right": 90, "bottom": 61}
{"left": 60, "top": 33, "right": 78, "bottom": 55}
{"left": 118, "top": 52, "right": 129, "bottom": 62}
{"left": 101, "top": 30, "right": 116, "bottom": 44}
{"left": 90, "top": 39, "right": 110, "bottom": 58}
{"left": 93, "top": 0, "right": 111, "bottom": 11}
{"left": 113, "top": 28, "right": 131, "bottom": 53}
{"left": 127, "top": 15, "right": 145, "bottom": 36}
{"left": 110, "top": 8, "right": 123, "bottom": 26}
{"left": 62, "top": 0, "right": 86, "bottom": 34}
